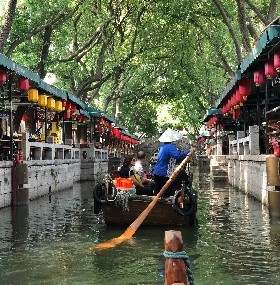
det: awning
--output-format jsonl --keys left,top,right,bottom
{"left": 115, "top": 122, "right": 126, "bottom": 130}
{"left": 101, "top": 113, "right": 115, "bottom": 123}
{"left": 240, "top": 25, "right": 280, "bottom": 73}
{"left": 205, "top": 23, "right": 280, "bottom": 121}
{"left": 203, "top": 108, "right": 223, "bottom": 122}
{"left": 79, "top": 109, "right": 90, "bottom": 118}
{"left": 214, "top": 70, "right": 241, "bottom": 107}
{"left": 85, "top": 106, "right": 101, "bottom": 117}
{"left": 38, "top": 80, "right": 67, "bottom": 100}
{"left": 0, "top": 54, "right": 41, "bottom": 83}
{"left": 85, "top": 106, "right": 115, "bottom": 122}
{"left": 67, "top": 92, "right": 86, "bottom": 109}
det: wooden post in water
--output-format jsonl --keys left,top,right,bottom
{"left": 164, "top": 230, "right": 187, "bottom": 285}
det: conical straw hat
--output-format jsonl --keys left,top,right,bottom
{"left": 158, "top": 128, "right": 183, "bottom": 142}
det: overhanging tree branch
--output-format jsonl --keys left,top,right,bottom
{"left": 6, "top": 0, "right": 85, "bottom": 57}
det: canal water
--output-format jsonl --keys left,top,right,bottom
{"left": 0, "top": 167, "right": 280, "bottom": 285}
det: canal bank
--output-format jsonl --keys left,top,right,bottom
{"left": 205, "top": 125, "right": 280, "bottom": 218}
{"left": 0, "top": 141, "right": 123, "bottom": 208}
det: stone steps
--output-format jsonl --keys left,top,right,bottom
{"left": 212, "top": 175, "right": 228, "bottom": 182}
{"left": 210, "top": 157, "right": 228, "bottom": 181}
{"left": 211, "top": 169, "right": 228, "bottom": 176}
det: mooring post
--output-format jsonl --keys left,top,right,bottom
{"left": 164, "top": 230, "right": 187, "bottom": 285}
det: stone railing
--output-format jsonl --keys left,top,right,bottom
{"left": 79, "top": 143, "right": 108, "bottom": 161}
{"left": 14, "top": 132, "right": 138, "bottom": 162}
{"left": 228, "top": 125, "right": 260, "bottom": 155}
{"left": 18, "top": 133, "right": 80, "bottom": 161}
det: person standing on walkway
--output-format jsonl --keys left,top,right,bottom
{"left": 153, "top": 128, "right": 195, "bottom": 195}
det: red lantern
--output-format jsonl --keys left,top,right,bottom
{"left": 274, "top": 52, "right": 280, "bottom": 72}
{"left": 61, "top": 99, "right": 67, "bottom": 110}
{"left": 254, "top": 70, "right": 265, "bottom": 86}
{"left": 117, "top": 129, "right": 121, "bottom": 138}
{"left": 265, "top": 61, "right": 277, "bottom": 79}
{"left": 18, "top": 78, "right": 29, "bottom": 91}
{"left": 233, "top": 92, "right": 240, "bottom": 109}
{"left": 236, "top": 88, "right": 247, "bottom": 106}
{"left": 238, "top": 78, "right": 251, "bottom": 106}
{"left": 0, "top": 68, "right": 7, "bottom": 83}
{"left": 273, "top": 140, "right": 280, "bottom": 157}
{"left": 66, "top": 101, "right": 71, "bottom": 110}
{"left": 65, "top": 101, "right": 71, "bottom": 119}
{"left": 98, "top": 117, "right": 104, "bottom": 125}
{"left": 230, "top": 92, "right": 239, "bottom": 110}
{"left": 71, "top": 104, "right": 77, "bottom": 115}
{"left": 224, "top": 98, "right": 232, "bottom": 115}
{"left": 64, "top": 110, "right": 70, "bottom": 120}
{"left": 21, "top": 113, "right": 26, "bottom": 121}
{"left": 238, "top": 78, "right": 251, "bottom": 96}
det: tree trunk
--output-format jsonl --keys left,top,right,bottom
{"left": 0, "top": 0, "right": 18, "bottom": 54}
{"left": 13, "top": 105, "right": 28, "bottom": 133}
{"left": 77, "top": 124, "right": 87, "bottom": 143}
{"left": 267, "top": 0, "right": 277, "bottom": 23}
{"left": 236, "top": 0, "right": 251, "bottom": 53}
{"left": 64, "top": 122, "right": 72, "bottom": 139}
{"left": 25, "top": 108, "right": 36, "bottom": 135}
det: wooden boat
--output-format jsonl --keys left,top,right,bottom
{"left": 93, "top": 175, "right": 197, "bottom": 227}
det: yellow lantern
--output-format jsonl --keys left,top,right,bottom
{"left": 55, "top": 100, "right": 63, "bottom": 112}
{"left": 28, "top": 89, "right": 38, "bottom": 102}
{"left": 38, "top": 94, "right": 47, "bottom": 107}
{"left": 47, "top": 97, "right": 55, "bottom": 110}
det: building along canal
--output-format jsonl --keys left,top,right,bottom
{"left": 0, "top": 166, "right": 280, "bottom": 285}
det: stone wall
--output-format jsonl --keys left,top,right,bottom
{"left": 0, "top": 158, "right": 110, "bottom": 209}
{"left": 0, "top": 159, "right": 82, "bottom": 208}
{"left": 80, "top": 160, "right": 109, "bottom": 181}
{"left": 0, "top": 161, "right": 13, "bottom": 208}
{"left": 26, "top": 159, "right": 81, "bottom": 200}
{"left": 227, "top": 154, "right": 274, "bottom": 205}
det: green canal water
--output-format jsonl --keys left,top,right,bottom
{"left": 0, "top": 167, "right": 280, "bottom": 285}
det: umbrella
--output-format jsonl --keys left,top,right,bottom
{"left": 158, "top": 128, "right": 183, "bottom": 142}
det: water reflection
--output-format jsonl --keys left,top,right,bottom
{"left": 0, "top": 169, "right": 280, "bottom": 284}
{"left": 191, "top": 168, "right": 280, "bottom": 285}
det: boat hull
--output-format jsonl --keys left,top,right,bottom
{"left": 101, "top": 197, "right": 189, "bottom": 226}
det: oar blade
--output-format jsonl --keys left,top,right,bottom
{"left": 91, "top": 235, "right": 129, "bottom": 250}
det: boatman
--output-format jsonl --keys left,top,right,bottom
{"left": 153, "top": 128, "right": 196, "bottom": 196}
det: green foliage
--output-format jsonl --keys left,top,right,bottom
{"left": 1, "top": 0, "right": 279, "bottom": 138}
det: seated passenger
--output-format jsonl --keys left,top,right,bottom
{"left": 120, "top": 154, "right": 153, "bottom": 196}
{"left": 134, "top": 151, "right": 155, "bottom": 190}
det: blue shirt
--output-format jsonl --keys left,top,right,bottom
{"left": 153, "top": 143, "right": 190, "bottom": 177}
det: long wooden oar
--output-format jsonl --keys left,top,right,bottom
{"left": 91, "top": 151, "right": 194, "bottom": 250}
